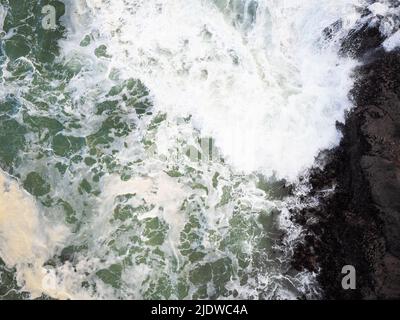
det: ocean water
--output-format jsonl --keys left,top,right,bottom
{"left": 0, "top": 0, "right": 396, "bottom": 300}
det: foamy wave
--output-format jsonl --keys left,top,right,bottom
{"left": 60, "top": 0, "right": 361, "bottom": 181}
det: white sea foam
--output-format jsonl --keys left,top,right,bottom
{"left": 369, "top": 2, "right": 390, "bottom": 16}
{"left": 383, "top": 29, "right": 400, "bottom": 50}
{"left": 60, "top": 0, "right": 362, "bottom": 181}
{"left": 0, "top": 171, "right": 70, "bottom": 299}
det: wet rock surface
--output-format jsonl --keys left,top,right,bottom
{"left": 292, "top": 14, "right": 400, "bottom": 299}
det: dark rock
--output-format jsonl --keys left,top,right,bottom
{"left": 340, "top": 24, "right": 385, "bottom": 58}
{"left": 292, "top": 13, "right": 400, "bottom": 299}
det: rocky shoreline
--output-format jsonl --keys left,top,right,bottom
{"left": 292, "top": 8, "right": 400, "bottom": 299}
